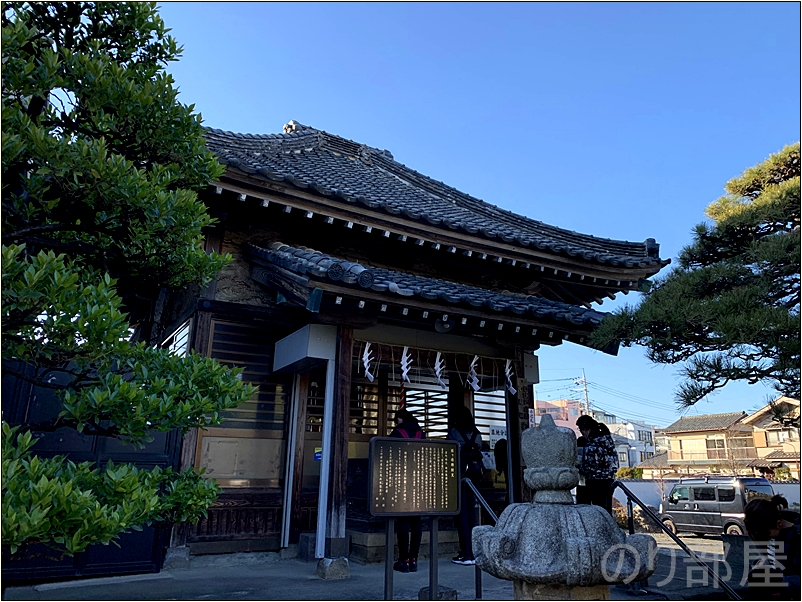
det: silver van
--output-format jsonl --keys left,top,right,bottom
{"left": 658, "top": 477, "right": 774, "bottom": 536}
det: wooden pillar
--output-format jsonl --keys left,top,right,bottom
{"left": 506, "top": 348, "right": 535, "bottom": 503}
{"left": 326, "top": 326, "right": 353, "bottom": 554}
{"left": 447, "top": 373, "right": 466, "bottom": 429}
{"left": 378, "top": 369, "right": 389, "bottom": 436}
{"left": 289, "top": 373, "right": 310, "bottom": 545}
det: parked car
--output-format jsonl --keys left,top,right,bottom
{"left": 658, "top": 477, "right": 774, "bottom": 536}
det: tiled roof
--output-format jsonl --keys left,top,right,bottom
{"left": 747, "top": 458, "right": 784, "bottom": 468}
{"left": 638, "top": 452, "right": 668, "bottom": 468}
{"left": 662, "top": 412, "right": 747, "bottom": 433}
{"left": 246, "top": 242, "right": 607, "bottom": 328}
{"left": 765, "top": 450, "right": 801, "bottom": 460}
{"left": 206, "top": 122, "right": 670, "bottom": 272}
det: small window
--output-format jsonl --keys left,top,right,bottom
{"left": 670, "top": 486, "right": 690, "bottom": 502}
{"left": 619, "top": 452, "right": 628, "bottom": 463}
{"left": 718, "top": 487, "right": 736, "bottom": 502}
{"left": 744, "top": 484, "right": 773, "bottom": 503}
{"left": 693, "top": 487, "right": 716, "bottom": 501}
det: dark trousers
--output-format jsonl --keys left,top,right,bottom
{"left": 396, "top": 516, "right": 422, "bottom": 560}
{"left": 456, "top": 481, "right": 477, "bottom": 558}
{"left": 586, "top": 478, "right": 614, "bottom": 515}
{"left": 575, "top": 484, "right": 591, "bottom": 505}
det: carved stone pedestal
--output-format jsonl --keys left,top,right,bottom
{"left": 513, "top": 582, "right": 610, "bottom": 601}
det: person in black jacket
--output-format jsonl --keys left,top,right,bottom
{"left": 389, "top": 409, "right": 424, "bottom": 573}
{"left": 743, "top": 498, "right": 801, "bottom": 600}
{"left": 576, "top": 415, "right": 617, "bottom": 514}
{"left": 447, "top": 405, "right": 483, "bottom": 565}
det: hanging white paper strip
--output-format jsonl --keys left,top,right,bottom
{"left": 400, "top": 346, "right": 413, "bottom": 383}
{"left": 363, "top": 342, "right": 375, "bottom": 383}
{"left": 434, "top": 352, "right": 447, "bottom": 389}
{"left": 504, "top": 359, "right": 517, "bottom": 395}
{"left": 468, "top": 355, "right": 480, "bottom": 392}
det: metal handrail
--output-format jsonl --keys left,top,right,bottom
{"left": 612, "top": 479, "right": 742, "bottom": 601}
{"left": 461, "top": 478, "right": 499, "bottom": 600}
{"left": 462, "top": 477, "right": 499, "bottom": 523}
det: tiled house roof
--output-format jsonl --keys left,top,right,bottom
{"left": 638, "top": 452, "right": 668, "bottom": 468}
{"left": 205, "top": 122, "right": 669, "bottom": 272}
{"left": 765, "top": 450, "right": 801, "bottom": 460}
{"left": 245, "top": 242, "right": 607, "bottom": 328}
{"left": 662, "top": 412, "right": 747, "bottom": 433}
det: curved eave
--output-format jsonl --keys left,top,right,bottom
{"left": 244, "top": 242, "right": 619, "bottom": 354}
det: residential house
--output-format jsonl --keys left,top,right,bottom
{"left": 609, "top": 419, "right": 656, "bottom": 467}
{"left": 653, "top": 429, "right": 671, "bottom": 455}
{"left": 742, "top": 397, "right": 800, "bottom": 480}
{"left": 638, "top": 452, "right": 684, "bottom": 480}
{"left": 661, "top": 411, "right": 755, "bottom": 476}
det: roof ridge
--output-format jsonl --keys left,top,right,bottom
{"left": 677, "top": 411, "right": 746, "bottom": 418}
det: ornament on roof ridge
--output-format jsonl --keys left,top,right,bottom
{"left": 362, "top": 343, "right": 375, "bottom": 383}
{"left": 505, "top": 359, "right": 517, "bottom": 395}
{"left": 434, "top": 352, "right": 447, "bottom": 389}
{"left": 468, "top": 356, "right": 480, "bottom": 392}
{"left": 400, "top": 346, "right": 413, "bottom": 383}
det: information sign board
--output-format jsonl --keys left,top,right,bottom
{"left": 368, "top": 437, "right": 460, "bottom": 517}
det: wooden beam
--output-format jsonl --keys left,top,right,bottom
{"left": 543, "top": 279, "right": 593, "bottom": 309}
{"left": 249, "top": 264, "right": 312, "bottom": 308}
{"left": 327, "top": 326, "right": 354, "bottom": 541}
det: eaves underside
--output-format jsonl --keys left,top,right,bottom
{"left": 209, "top": 175, "right": 664, "bottom": 285}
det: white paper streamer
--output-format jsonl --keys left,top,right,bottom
{"left": 362, "top": 342, "right": 375, "bottom": 382}
{"left": 434, "top": 352, "right": 447, "bottom": 389}
{"left": 400, "top": 346, "right": 413, "bottom": 383}
{"left": 504, "top": 359, "right": 517, "bottom": 395}
{"left": 468, "top": 355, "right": 480, "bottom": 392}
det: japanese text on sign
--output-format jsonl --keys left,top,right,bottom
{"left": 368, "top": 438, "right": 460, "bottom": 517}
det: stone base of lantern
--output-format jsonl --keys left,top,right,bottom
{"left": 513, "top": 581, "right": 610, "bottom": 601}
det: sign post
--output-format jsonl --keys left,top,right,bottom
{"left": 368, "top": 437, "right": 460, "bottom": 600}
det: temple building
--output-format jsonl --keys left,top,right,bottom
{"left": 3, "top": 121, "right": 670, "bottom": 578}
{"left": 166, "top": 121, "right": 669, "bottom": 562}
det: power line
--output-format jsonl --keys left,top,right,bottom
{"left": 586, "top": 380, "right": 678, "bottom": 411}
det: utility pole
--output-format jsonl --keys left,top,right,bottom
{"left": 573, "top": 369, "right": 591, "bottom": 416}
{"left": 581, "top": 369, "right": 590, "bottom": 415}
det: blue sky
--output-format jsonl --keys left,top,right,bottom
{"left": 157, "top": 2, "right": 800, "bottom": 427}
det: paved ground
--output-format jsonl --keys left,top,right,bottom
{"left": 3, "top": 535, "right": 746, "bottom": 601}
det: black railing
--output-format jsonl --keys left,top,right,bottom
{"left": 612, "top": 479, "right": 742, "bottom": 601}
{"left": 462, "top": 478, "right": 498, "bottom": 600}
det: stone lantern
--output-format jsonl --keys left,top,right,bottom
{"left": 473, "top": 414, "right": 656, "bottom": 600}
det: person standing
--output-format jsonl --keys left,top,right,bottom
{"left": 389, "top": 409, "right": 424, "bottom": 573}
{"left": 448, "top": 405, "right": 484, "bottom": 565}
{"left": 743, "top": 498, "right": 801, "bottom": 599}
{"left": 576, "top": 415, "right": 617, "bottom": 514}
{"left": 575, "top": 432, "right": 590, "bottom": 505}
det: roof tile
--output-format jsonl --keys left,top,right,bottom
{"left": 245, "top": 242, "right": 607, "bottom": 329}
{"left": 206, "top": 124, "right": 670, "bottom": 272}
